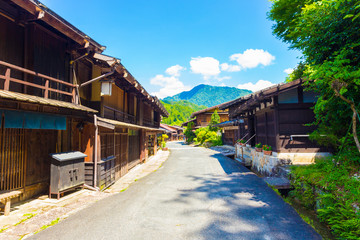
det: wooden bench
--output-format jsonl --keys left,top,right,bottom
{"left": 0, "top": 190, "right": 23, "bottom": 216}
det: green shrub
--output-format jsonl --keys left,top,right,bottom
{"left": 194, "top": 126, "right": 222, "bottom": 147}
{"left": 290, "top": 153, "right": 360, "bottom": 239}
{"left": 160, "top": 134, "right": 168, "bottom": 149}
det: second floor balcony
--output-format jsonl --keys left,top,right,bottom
{"left": 0, "top": 61, "right": 78, "bottom": 104}
{"left": 104, "top": 105, "right": 136, "bottom": 124}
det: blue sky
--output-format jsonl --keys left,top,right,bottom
{"left": 41, "top": 0, "right": 301, "bottom": 98}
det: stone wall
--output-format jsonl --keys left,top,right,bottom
{"left": 235, "top": 143, "right": 331, "bottom": 176}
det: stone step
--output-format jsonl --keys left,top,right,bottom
{"left": 263, "top": 177, "right": 291, "bottom": 189}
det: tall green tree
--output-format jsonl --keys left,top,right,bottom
{"left": 184, "top": 122, "right": 196, "bottom": 143}
{"left": 269, "top": 0, "right": 360, "bottom": 153}
{"left": 209, "top": 110, "right": 220, "bottom": 131}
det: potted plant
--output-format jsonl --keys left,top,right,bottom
{"left": 255, "top": 142, "right": 263, "bottom": 152}
{"left": 237, "top": 139, "right": 246, "bottom": 146}
{"left": 262, "top": 145, "right": 272, "bottom": 155}
{"left": 161, "top": 134, "right": 169, "bottom": 151}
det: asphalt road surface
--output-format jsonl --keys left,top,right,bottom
{"left": 31, "top": 142, "right": 321, "bottom": 240}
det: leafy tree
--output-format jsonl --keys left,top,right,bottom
{"left": 285, "top": 62, "right": 307, "bottom": 83}
{"left": 161, "top": 100, "right": 206, "bottom": 126}
{"left": 184, "top": 122, "right": 196, "bottom": 143}
{"left": 269, "top": 0, "right": 360, "bottom": 153}
{"left": 209, "top": 110, "right": 220, "bottom": 131}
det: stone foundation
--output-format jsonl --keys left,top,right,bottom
{"left": 235, "top": 144, "right": 331, "bottom": 176}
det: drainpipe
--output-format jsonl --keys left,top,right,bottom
{"left": 94, "top": 114, "right": 98, "bottom": 189}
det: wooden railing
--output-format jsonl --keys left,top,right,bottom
{"left": 143, "top": 118, "right": 154, "bottom": 127}
{"left": 104, "top": 105, "right": 135, "bottom": 124}
{"left": 0, "top": 61, "right": 77, "bottom": 103}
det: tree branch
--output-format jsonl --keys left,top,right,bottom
{"left": 331, "top": 81, "right": 360, "bottom": 153}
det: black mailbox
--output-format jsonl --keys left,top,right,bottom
{"left": 49, "top": 151, "right": 87, "bottom": 199}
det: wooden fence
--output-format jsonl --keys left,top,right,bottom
{"left": 0, "top": 127, "right": 26, "bottom": 191}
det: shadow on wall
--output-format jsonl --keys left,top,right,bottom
{"left": 163, "top": 153, "right": 320, "bottom": 240}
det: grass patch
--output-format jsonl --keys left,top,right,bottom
{"left": 14, "top": 213, "right": 36, "bottom": 226}
{"left": 0, "top": 226, "right": 8, "bottom": 233}
{"left": 35, "top": 218, "right": 60, "bottom": 234}
{"left": 18, "top": 234, "right": 27, "bottom": 240}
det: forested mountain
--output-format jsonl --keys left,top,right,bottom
{"left": 163, "top": 84, "right": 252, "bottom": 107}
{"left": 160, "top": 100, "right": 206, "bottom": 126}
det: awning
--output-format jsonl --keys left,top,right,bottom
{"left": 97, "top": 117, "right": 164, "bottom": 132}
{"left": 214, "top": 119, "right": 244, "bottom": 128}
{"left": 2, "top": 110, "right": 66, "bottom": 130}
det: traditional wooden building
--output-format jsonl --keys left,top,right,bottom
{"left": 171, "top": 125, "right": 185, "bottom": 140}
{"left": 160, "top": 124, "right": 178, "bottom": 141}
{"left": 0, "top": 0, "right": 168, "bottom": 212}
{"left": 78, "top": 53, "right": 168, "bottom": 190}
{"left": 181, "top": 119, "right": 196, "bottom": 129}
{"left": 185, "top": 104, "right": 229, "bottom": 129}
{"left": 0, "top": 0, "right": 104, "bottom": 205}
{"left": 219, "top": 79, "right": 330, "bottom": 175}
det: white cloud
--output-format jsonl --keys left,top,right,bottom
{"left": 237, "top": 80, "right": 275, "bottom": 92}
{"left": 190, "top": 57, "right": 220, "bottom": 79}
{"left": 216, "top": 76, "right": 231, "bottom": 81}
{"left": 220, "top": 63, "right": 241, "bottom": 72}
{"left": 150, "top": 65, "right": 190, "bottom": 99}
{"left": 284, "top": 68, "right": 294, "bottom": 74}
{"left": 165, "top": 64, "right": 185, "bottom": 77}
{"left": 229, "top": 49, "right": 275, "bottom": 70}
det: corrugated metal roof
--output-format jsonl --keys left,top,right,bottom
{"left": 0, "top": 90, "right": 97, "bottom": 113}
{"left": 97, "top": 117, "right": 164, "bottom": 132}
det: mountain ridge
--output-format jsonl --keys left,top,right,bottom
{"left": 163, "top": 84, "right": 252, "bottom": 107}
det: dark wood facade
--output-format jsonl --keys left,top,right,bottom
{"left": 221, "top": 79, "right": 327, "bottom": 153}
{"left": 0, "top": 0, "right": 168, "bottom": 207}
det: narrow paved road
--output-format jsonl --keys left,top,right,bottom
{"left": 31, "top": 142, "right": 320, "bottom": 240}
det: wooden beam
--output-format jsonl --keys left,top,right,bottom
{"left": 10, "top": 0, "right": 96, "bottom": 49}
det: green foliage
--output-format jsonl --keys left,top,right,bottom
{"left": 160, "top": 134, "right": 168, "bottom": 149}
{"left": 290, "top": 152, "right": 360, "bottom": 239}
{"left": 209, "top": 110, "right": 220, "bottom": 131}
{"left": 163, "top": 84, "right": 252, "bottom": 107}
{"left": 262, "top": 145, "right": 272, "bottom": 151}
{"left": 285, "top": 62, "right": 307, "bottom": 82}
{"left": 161, "top": 100, "right": 206, "bottom": 126}
{"left": 194, "top": 127, "right": 222, "bottom": 147}
{"left": 255, "top": 142, "right": 262, "bottom": 148}
{"left": 269, "top": 0, "right": 360, "bottom": 151}
{"left": 237, "top": 139, "right": 246, "bottom": 144}
{"left": 184, "top": 122, "right": 196, "bottom": 143}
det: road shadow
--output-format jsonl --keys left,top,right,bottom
{"left": 165, "top": 152, "right": 321, "bottom": 240}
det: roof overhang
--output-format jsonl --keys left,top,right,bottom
{"left": 10, "top": 0, "right": 105, "bottom": 52}
{"left": 0, "top": 90, "right": 97, "bottom": 113}
{"left": 92, "top": 53, "right": 169, "bottom": 118}
{"left": 97, "top": 117, "right": 163, "bottom": 132}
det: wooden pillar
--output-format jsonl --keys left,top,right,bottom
{"left": 154, "top": 134, "right": 157, "bottom": 155}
